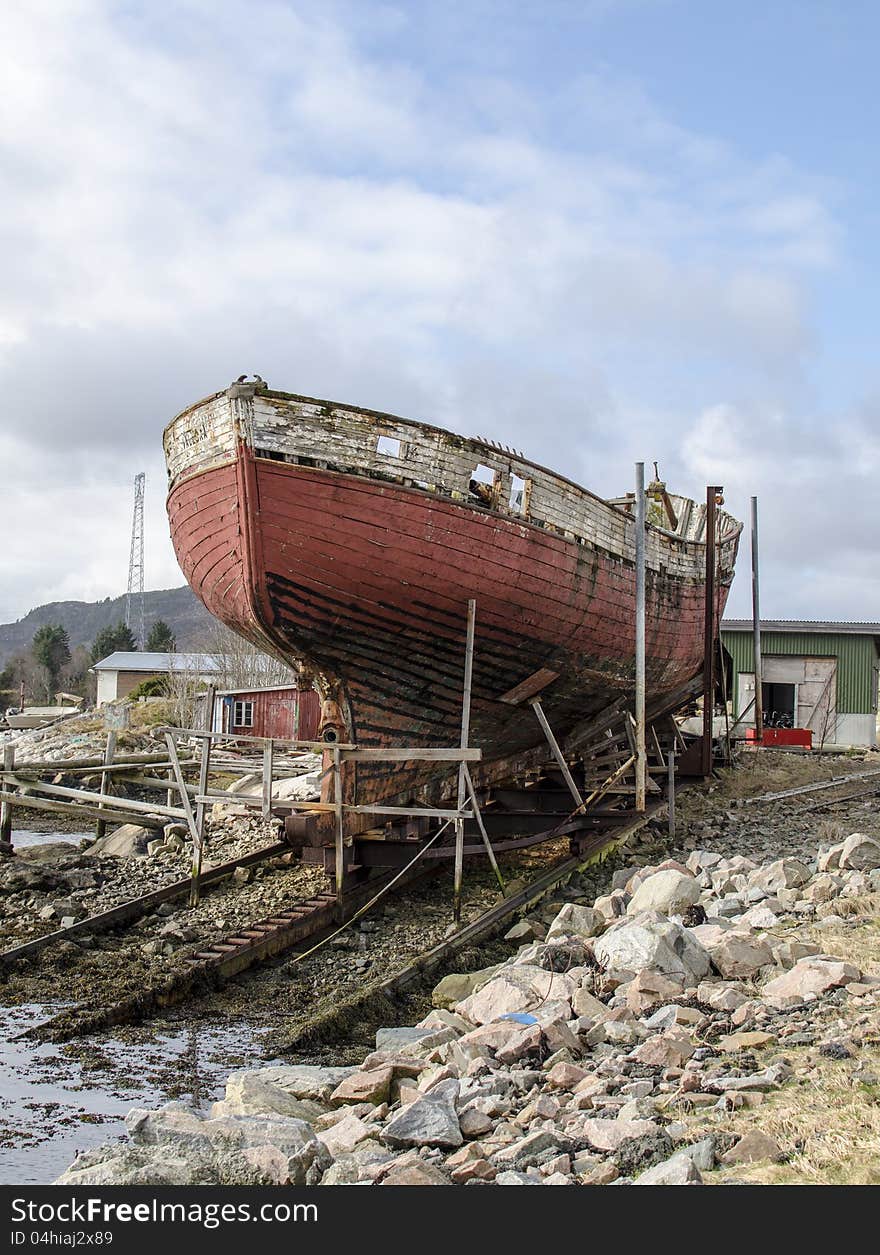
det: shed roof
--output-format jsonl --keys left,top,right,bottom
{"left": 92, "top": 652, "right": 223, "bottom": 673}
{"left": 722, "top": 620, "right": 880, "bottom": 636}
{"left": 215, "top": 683, "right": 305, "bottom": 697}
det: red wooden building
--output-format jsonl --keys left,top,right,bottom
{"left": 213, "top": 684, "right": 321, "bottom": 741}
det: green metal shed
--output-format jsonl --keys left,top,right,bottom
{"left": 720, "top": 620, "right": 880, "bottom": 749}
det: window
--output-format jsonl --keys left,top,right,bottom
{"left": 509, "top": 473, "right": 530, "bottom": 515}
{"left": 469, "top": 463, "right": 500, "bottom": 506}
{"left": 376, "top": 435, "right": 402, "bottom": 457}
{"left": 233, "top": 700, "right": 254, "bottom": 728}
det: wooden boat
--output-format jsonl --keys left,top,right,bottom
{"left": 164, "top": 378, "right": 741, "bottom": 808}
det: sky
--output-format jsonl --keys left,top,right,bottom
{"left": 1, "top": 0, "right": 878, "bottom": 624}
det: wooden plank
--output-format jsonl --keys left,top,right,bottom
{"left": 0, "top": 746, "right": 14, "bottom": 851}
{"left": 0, "top": 791, "right": 165, "bottom": 829}
{"left": 497, "top": 668, "right": 560, "bottom": 706}
{"left": 4, "top": 776, "right": 185, "bottom": 819}
{"left": 339, "top": 747, "right": 482, "bottom": 762}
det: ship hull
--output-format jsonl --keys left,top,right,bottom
{"left": 166, "top": 389, "right": 738, "bottom": 805}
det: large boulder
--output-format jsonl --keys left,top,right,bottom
{"left": 593, "top": 913, "right": 711, "bottom": 984}
{"left": 242, "top": 1064, "right": 356, "bottom": 1102}
{"left": 699, "top": 930, "right": 774, "bottom": 980}
{"left": 455, "top": 964, "right": 574, "bottom": 1025}
{"left": 761, "top": 956, "right": 861, "bottom": 1009}
{"left": 627, "top": 870, "right": 700, "bottom": 917}
{"left": 839, "top": 833, "right": 880, "bottom": 872}
{"left": 431, "top": 965, "right": 502, "bottom": 1010}
{"left": 210, "top": 1071, "right": 325, "bottom": 1122}
{"left": 381, "top": 1081, "right": 462, "bottom": 1150}
{"left": 546, "top": 902, "right": 604, "bottom": 939}
{"left": 83, "top": 823, "right": 152, "bottom": 858}
{"left": 749, "top": 859, "right": 811, "bottom": 894}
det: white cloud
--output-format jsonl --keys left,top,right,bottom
{"left": 0, "top": 0, "right": 867, "bottom": 626}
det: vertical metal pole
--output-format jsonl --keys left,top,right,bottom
{"left": 192, "top": 685, "right": 216, "bottom": 903}
{"left": 95, "top": 730, "right": 118, "bottom": 842}
{"left": 750, "top": 495, "right": 764, "bottom": 743}
{"left": 634, "top": 461, "right": 647, "bottom": 812}
{"left": 332, "top": 745, "right": 344, "bottom": 903}
{"left": 667, "top": 749, "right": 676, "bottom": 842}
{"left": 261, "top": 738, "right": 274, "bottom": 820}
{"left": 454, "top": 599, "right": 477, "bottom": 923}
{"left": 702, "top": 486, "right": 720, "bottom": 776}
{"left": 0, "top": 745, "right": 14, "bottom": 853}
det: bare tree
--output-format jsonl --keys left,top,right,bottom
{"left": 198, "top": 621, "right": 298, "bottom": 691}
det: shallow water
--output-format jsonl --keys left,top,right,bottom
{"left": 0, "top": 1004, "right": 283, "bottom": 1184}
{"left": 9, "top": 831, "right": 88, "bottom": 849}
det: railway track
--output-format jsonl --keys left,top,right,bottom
{"left": 26, "top": 804, "right": 663, "bottom": 1043}
{"left": 0, "top": 839, "right": 291, "bottom": 968}
{"left": 740, "top": 765, "right": 880, "bottom": 816}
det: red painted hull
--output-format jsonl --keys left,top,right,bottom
{"left": 168, "top": 443, "right": 732, "bottom": 800}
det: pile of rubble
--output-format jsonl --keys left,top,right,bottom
{"left": 56, "top": 831, "right": 880, "bottom": 1186}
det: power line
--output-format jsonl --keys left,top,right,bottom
{"left": 125, "top": 472, "right": 146, "bottom": 648}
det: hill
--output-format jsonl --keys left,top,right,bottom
{"left": 0, "top": 587, "right": 215, "bottom": 665}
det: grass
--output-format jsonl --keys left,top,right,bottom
{"left": 694, "top": 898, "right": 880, "bottom": 1185}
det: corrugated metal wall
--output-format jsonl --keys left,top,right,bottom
{"left": 721, "top": 631, "right": 879, "bottom": 714}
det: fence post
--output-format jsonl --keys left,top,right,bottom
{"left": 0, "top": 745, "right": 14, "bottom": 853}
{"left": 95, "top": 730, "right": 118, "bottom": 842}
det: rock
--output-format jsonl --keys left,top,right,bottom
{"left": 703, "top": 931, "right": 774, "bottom": 980}
{"left": 546, "top": 903, "right": 604, "bottom": 939}
{"left": 381, "top": 1084, "right": 462, "bottom": 1150}
{"left": 593, "top": 913, "right": 710, "bottom": 984}
{"left": 697, "top": 981, "right": 750, "bottom": 1012}
{"left": 376, "top": 1027, "right": 436, "bottom": 1052}
{"left": 706, "top": 1063, "right": 791, "bottom": 1093}
{"left": 210, "top": 1072, "right": 324, "bottom": 1122}
{"left": 572, "top": 986, "right": 608, "bottom": 1020}
{"left": 627, "top": 870, "right": 700, "bottom": 917}
{"left": 718, "top": 1031, "right": 776, "bottom": 1053}
{"left": 749, "top": 858, "right": 811, "bottom": 894}
{"left": 317, "top": 1112, "right": 372, "bottom": 1158}
{"left": 455, "top": 965, "right": 573, "bottom": 1025}
{"left": 244, "top": 1064, "right": 355, "bottom": 1102}
{"left": 677, "top": 1138, "right": 716, "bottom": 1171}
{"left": 495, "top": 1169, "right": 540, "bottom": 1185}
{"left": 580, "top": 1160, "right": 619, "bottom": 1184}
{"left": 623, "top": 969, "right": 685, "bottom": 1012}
{"left": 57, "top": 1146, "right": 199, "bottom": 1186}
{"left": 579, "top": 1118, "right": 659, "bottom": 1153}
{"left": 771, "top": 939, "right": 821, "bottom": 970}
{"left": 83, "top": 823, "right": 151, "bottom": 858}
{"left": 459, "top": 1108, "right": 494, "bottom": 1138}
{"left": 634, "top": 1154, "right": 703, "bottom": 1184}
{"left": 492, "top": 1130, "right": 561, "bottom": 1169}
{"left": 839, "top": 833, "right": 880, "bottom": 871}
{"left": 720, "top": 1129, "right": 784, "bottom": 1164}
{"left": 379, "top": 1159, "right": 452, "bottom": 1185}
{"left": 123, "top": 1104, "right": 329, "bottom": 1183}
{"left": 330, "top": 1067, "right": 394, "bottom": 1107}
{"left": 432, "top": 965, "right": 501, "bottom": 1009}
{"left": 761, "top": 956, "right": 861, "bottom": 1009}
{"left": 631, "top": 1031, "right": 695, "bottom": 1069}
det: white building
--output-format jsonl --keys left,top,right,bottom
{"left": 91, "top": 652, "right": 223, "bottom": 706}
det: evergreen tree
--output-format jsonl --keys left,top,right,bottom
{"left": 90, "top": 621, "right": 137, "bottom": 663}
{"left": 32, "top": 623, "right": 71, "bottom": 698}
{"left": 146, "top": 619, "right": 176, "bottom": 652}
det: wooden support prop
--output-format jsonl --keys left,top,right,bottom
{"left": 0, "top": 746, "right": 14, "bottom": 853}
{"left": 163, "top": 733, "right": 204, "bottom": 907}
{"left": 454, "top": 599, "right": 476, "bottom": 924}
{"left": 192, "top": 688, "right": 215, "bottom": 908}
{"left": 95, "top": 730, "right": 118, "bottom": 842}
{"left": 261, "top": 738, "right": 274, "bottom": 820}
{"left": 332, "top": 745, "right": 344, "bottom": 903}
{"left": 529, "top": 699, "right": 584, "bottom": 810}
{"left": 667, "top": 749, "right": 676, "bottom": 841}
{"left": 462, "top": 763, "right": 505, "bottom": 893}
